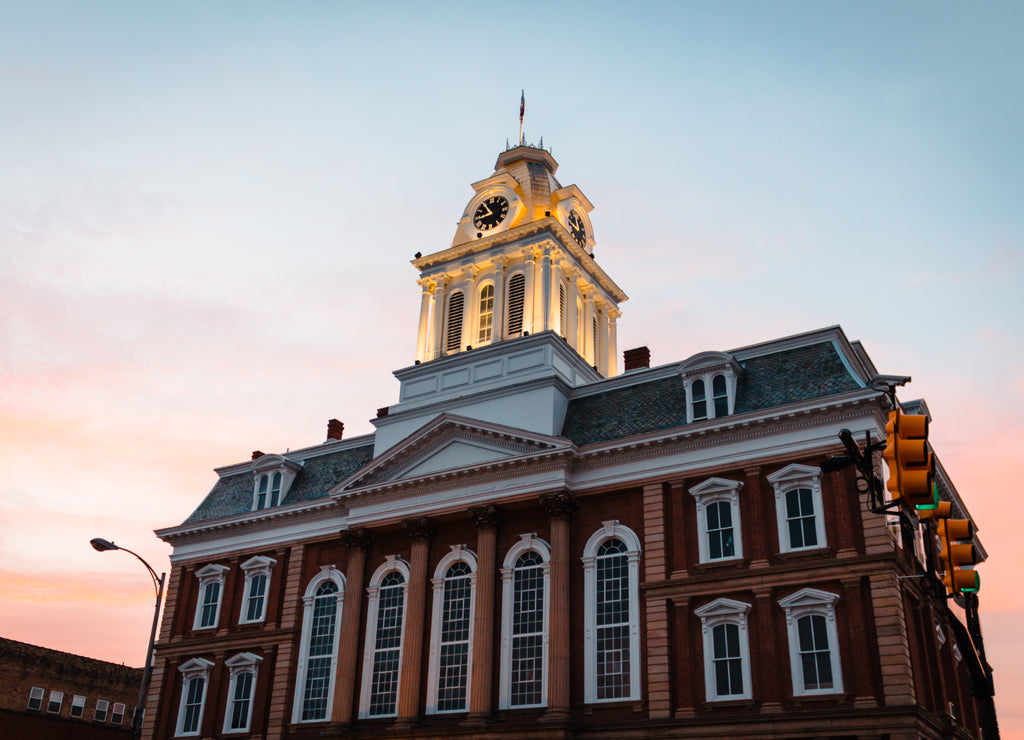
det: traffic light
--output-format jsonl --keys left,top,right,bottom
{"left": 917, "top": 500, "right": 951, "bottom": 521}
{"left": 882, "top": 409, "right": 936, "bottom": 509}
{"left": 937, "top": 518, "right": 980, "bottom": 595}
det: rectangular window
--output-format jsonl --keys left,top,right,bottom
{"left": 246, "top": 573, "right": 268, "bottom": 622}
{"left": 712, "top": 624, "right": 744, "bottom": 696}
{"left": 181, "top": 677, "right": 205, "bottom": 734}
{"left": 70, "top": 694, "right": 86, "bottom": 718}
{"left": 786, "top": 488, "right": 818, "bottom": 549}
{"left": 229, "top": 672, "right": 254, "bottom": 730}
{"left": 706, "top": 501, "right": 735, "bottom": 559}
{"left": 798, "top": 615, "right": 834, "bottom": 690}
{"left": 199, "top": 581, "right": 220, "bottom": 628}
{"left": 111, "top": 702, "right": 125, "bottom": 725}
{"left": 47, "top": 690, "right": 64, "bottom": 714}
{"left": 27, "top": 687, "right": 44, "bottom": 711}
{"left": 94, "top": 699, "right": 109, "bottom": 722}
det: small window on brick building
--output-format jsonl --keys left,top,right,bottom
{"left": 70, "top": 694, "right": 86, "bottom": 718}
{"left": 27, "top": 687, "right": 44, "bottom": 712}
{"left": 111, "top": 702, "right": 126, "bottom": 725}
{"left": 95, "top": 699, "right": 109, "bottom": 722}
{"left": 47, "top": 690, "right": 64, "bottom": 714}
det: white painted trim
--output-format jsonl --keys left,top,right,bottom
{"left": 192, "top": 564, "right": 229, "bottom": 630}
{"left": 778, "top": 588, "right": 843, "bottom": 696}
{"left": 175, "top": 658, "right": 214, "bottom": 737}
{"left": 238, "top": 556, "right": 276, "bottom": 624}
{"left": 581, "top": 521, "right": 641, "bottom": 703}
{"left": 426, "top": 546, "right": 478, "bottom": 714}
{"left": 222, "top": 652, "right": 262, "bottom": 733}
{"left": 358, "top": 557, "right": 411, "bottom": 719}
{"left": 498, "top": 534, "right": 551, "bottom": 710}
{"left": 689, "top": 478, "right": 744, "bottom": 564}
{"left": 767, "top": 464, "right": 827, "bottom": 553}
{"left": 693, "top": 598, "right": 753, "bottom": 702}
{"left": 291, "top": 566, "right": 345, "bottom": 724}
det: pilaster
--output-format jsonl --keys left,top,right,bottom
{"left": 328, "top": 530, "right": 371, "bottom": 729}
{"left": 395, "top": 517, "right": 436, "bottom": 728}
{"left": 539, "top": 491, "right": 574, "bottom": 722}
{"left": 465, "top": 505, "right": 505, "bottom": 724}
{"left": 266, "top": 543, "right": 304, "bottom": 739}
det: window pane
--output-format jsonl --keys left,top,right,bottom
{"left": 707, "top": 502, "right": 734, "bottom": 559}
{"left": 478, "top": 285, "right": 494, "bottom": 343}
{"left": 270, "top": 472, "right": 282, "bottom": 506}
{"left": 596, "top": 539, "right": 630, "bottom": 699}
{"left": 712, "top": 374, "right": 728, "bottom": 417}
{"left": 230, "top": 671, "right": 253, "bottom": 729}
{"left": 797, "top": 615, "right": 832, "bottom": 691}
{"left": 246, "top": 574, "right": 267, "bottom": 622}
{"left": 369, "top": 573, "right": 405, "bottom": 716}
{"left": 182, "top": 678, "right": 204, "bottom": 732}
{"left": 511, "top": 551, "right": 544, "bottom": 706}
{"left": 301, "top": 582, "right": 339, "bottom": 720}
{"left": 437, "top": 562, "right": 472, "bottom": 711}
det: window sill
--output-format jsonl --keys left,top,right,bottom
{"left": 702, "top": 697, "right": 756, "bottom": 710}
{"left": 774, "top": 546, "right": 834, "bottom": 563}
{"left": 695, "top": 557, "right": 748, "bottom": 573}
{"left": 789, "top": 691, "right": 847, "bottom": 706}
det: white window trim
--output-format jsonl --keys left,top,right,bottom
{"left": 250, "top": 455, "right": 303, "bottom": 511}
{"left": 192, "top": 563, "right": 229, "bottom": 630}
{"left": 476, "top": 281, "right": 495, "bottom": 347}
{"left": 426, "top": 545, "right": 477, "bottom": 714}
{"left": 291, "top": 565, "right": 345, "bottom": 724}
{"left": 175, "top": 657, "right": 214, "bottom": 737}
{"left": 582, "top": 520, "right": 642, "bottom": 704}
{"left": 498, "top": 533, "right": 551, "bottom": 710}
{"left": 778, "top": 588, "right": 844, "bottom": 696}
{"left": 358, "top": 556, "right": 411, "bottom": 719}
{"left": 767, "top": 464, "right": 828, "bottom": 553}
{"left": 27, "top": 686, "right": 44, "bottom": 712}
{"left": 239, "top": 555, "right": 277, "bottom": 624}
{"left": 46, "top": 690, "right": 63, "bottom": 714}
{"left": 94, "top": 699, "right": 109, "bottom": 722}
{"left": 693, "top": 598, "right": 753, "bottom": 702}
{"left": 683, "top": 368, "right": 737, "bottom": 423}
{"left": 70, "top": 694, "right": 86, "bottom": 718}
{"left": 110, "top": 702, "right": 126, "bottom": 725}
{"left": 689, "top": 477, "right": 744, "bottom": 563}
{"left": 223, "top": 652, "right": 262, "bottom": 733}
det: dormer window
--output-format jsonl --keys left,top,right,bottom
{"left": 712, "top": 374, "right": 728, "bottom": 417}
{"left": 250, "top": 456, "right": 303, "bottom": 512}
{"left": 679, "top": 353, "right": 740, "bottom": 424}
{"left": 691, "top": 379, "right": 707, "bottom": 420}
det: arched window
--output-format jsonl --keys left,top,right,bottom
{"left": 691, "top": 379, "right": 707, "bottom": 420}
{"left": 582, "top": 522, "right": 641, "bottom": 703}
{"left": 360, "top": 558, "right": 410, "bottom": 718}
{"left": 292, "top": 567, "right": 345, "bottom": 723}
{"left": 446, "top": 292, "right": 465, "bottom": 353}
{"left": 499, "top": 534, "right": 550, "bottom": 709}
{"left": 778, "top": 588, "right": 843, "bottom": 696}
{"left": 712, "top": 374, "right": 729, "bottom": 417}
{"left": 693, "top": 598, "right": 752, "bottom": 701}
{"left": 270, "top": 472, "right": 282, "bottom": 507}
{"left": 477, "top": 284, "right": 495, "bottom": 344}
{"left": 506, "top": 273, "right": 525, "bottom": 336}
{"left": 255, "top": 476, "right": 268, "bottom": 510}
{"left": 223, "top": 652, "right": 262, "bottom": 733}
{"left": 427, "top": 547, "right": 477, "bottom": 714}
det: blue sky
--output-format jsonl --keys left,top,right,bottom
{"left": 1, "top": 1, "right": 1022, "bottom": 732}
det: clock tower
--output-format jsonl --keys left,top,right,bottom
{"left": 412, "top": 144, "right": 627, "bottom": 376}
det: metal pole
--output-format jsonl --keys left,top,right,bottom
{"left": 133, "top": 572, "right": 165, "bottom": 740}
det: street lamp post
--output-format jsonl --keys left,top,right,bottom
{"left": 91, "top": 538, "right": 166, "bottom": 740}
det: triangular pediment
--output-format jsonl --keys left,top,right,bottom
{"left": 331, "top": 413, "right": 570, "bottom": 494}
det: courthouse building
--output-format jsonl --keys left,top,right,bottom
{"left": 144, "top": 144, "right": 989, "bottom": 739}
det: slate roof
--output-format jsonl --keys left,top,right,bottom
{"left": 562, "top": 342, "right": 861, "bottom": 446}
{"left": 183, "top": 443, "right": 374, "bottom": 525}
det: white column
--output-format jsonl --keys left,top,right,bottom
{"left": 523, "top": 249, "right": 537, "bottom": 335}
{"left": 597, "top": 302, "right": 609, "bottom": 375}
{"left": 416, "top": 280, "right": 434, "bottom": 363}
{"left": 466, "top": 267, "right": 481, "bottom": 349}
{"left": 565, "top": 270, "right": 579, "bottom": 349}
{"left": 431, "top": 277, "right": 450, "bottom": 360}
{"left": 539, "top": 251, "right": 552, "bottom": 333}
{"left": 606, "top": 307, "right": 620, "bottom": 377}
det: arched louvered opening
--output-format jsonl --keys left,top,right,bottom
{"left": 478, "top": 284, "right": 494, "bottom": 344}
{"left": 446, "top": 292, "right": 464, "bottom": 353}
{"left": 576, "top": 296, "right": 584, "bottom": 350}
{"left": 506, "top": 274, "right": 525, "bottom": 336}
{"left": 558, "top": 283, "right": 566, "bottom": 337}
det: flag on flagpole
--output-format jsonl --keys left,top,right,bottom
{"left": 520, "top": 90, "right": 525, "bottom": 124}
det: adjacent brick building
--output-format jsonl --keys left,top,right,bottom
{"left": 0, "top": 636, "right": 142, "bottom": 738}
{"left": 142, "top": 145, "right": 992, "bottom": 739}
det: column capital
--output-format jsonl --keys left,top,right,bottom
{"left": 468, "top": 504, "right": 505, "bottom": 531}
{"left": 340, "top": 528, "right": 372, "bottom": 551}
{"left": 402, "top": 517, "right": 437, "bottom": 542}
{"left": 540, "top": 491, "right": 575, "bottom": 521}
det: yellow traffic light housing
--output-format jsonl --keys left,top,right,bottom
{"left": 937, "top": 518, "right": 980, "bottom": 595}
{"left": 882, "top": 409, "right": 936, "bottom": 509}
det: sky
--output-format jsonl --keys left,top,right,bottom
{"left": 1, "top": 0, "right": 1022, "bottom": 734}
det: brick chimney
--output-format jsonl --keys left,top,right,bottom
{"left": 623, "top": 346, "right": 651, "bottom": 371}
{"left": 327, "top": 419, "right": 344, "bottom": 441}
{"left": 251, "top": 450, "right": 264, "bottom": 460}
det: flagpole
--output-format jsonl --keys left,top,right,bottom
{"left": 519, "top": 90, "right": 524, "bottom": 146}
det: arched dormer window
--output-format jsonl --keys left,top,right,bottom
{"left": 712, "top": 374, "right": 728, "bottom": 417}
{"left": 255, "top": 476, "right": 268, "bottom": 510}
{"left": 250, "top": 455, "right": 303, "bottom": 512}
{"left": 477, "top": 284, "right": 494, "bottom": 344}
{"left": 427, "top": 546, "right": 477, "bottom": 714}
{"left": 582, "top": 521, "right": 642, "bottom": 703}
{"left": 691, "top": 379, "right": 707, "bottom": 420}
{"left": 269, "top": 472, "right": 282, "bottom": 507}
{"left": 359, "top": 557, "right": 411, "bottom": 718}
{"left": 499, "top": 534, "right": 551, "bottom": 709}
{"left": 506, "top": 273, "right": 525, "bottom": 336}
{"left": 446, "top": 292, "right": 465, "bottom": 353}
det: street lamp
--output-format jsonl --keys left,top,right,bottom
{"left": 91, "top": 538, "right": 166, "bottom": 740}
